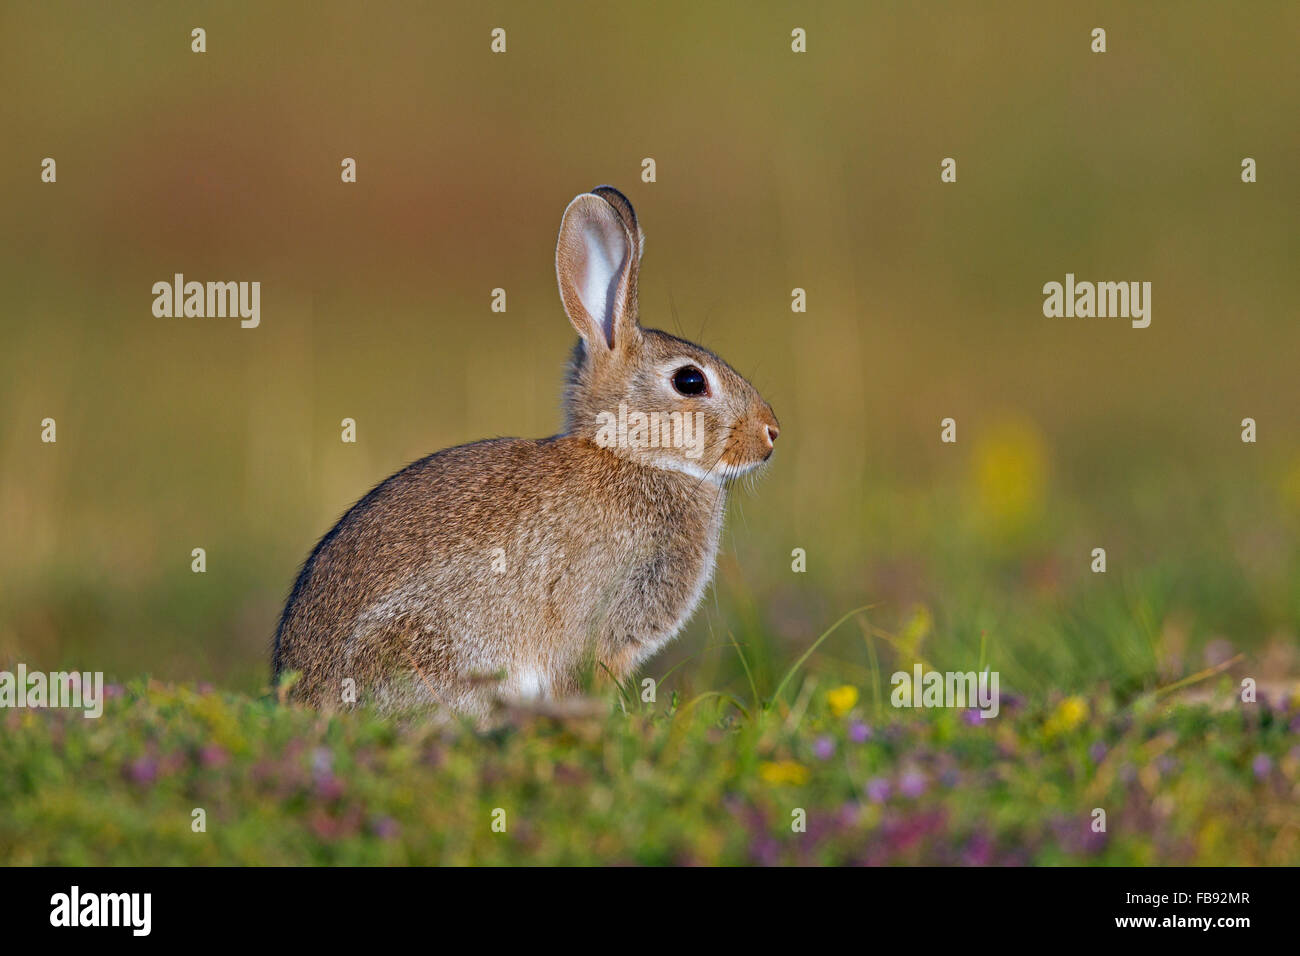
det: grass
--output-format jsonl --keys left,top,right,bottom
{"left": 2, "top": 649, "right": 1296, "bottom": 865}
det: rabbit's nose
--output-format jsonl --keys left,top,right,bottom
{"left": 764, "top": 424, "right": 780, "bottom": 447}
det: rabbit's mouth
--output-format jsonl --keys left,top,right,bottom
{"left": 713, "top": 416, "right": 779, "bottom": 484}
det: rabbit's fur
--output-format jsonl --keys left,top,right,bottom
{"left": 272, "top": 187, "right": 779, "bottom": 719}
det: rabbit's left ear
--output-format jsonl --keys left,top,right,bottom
{"left": 592, "top": 185, "right": 645, "bottom": 263}
{"left": 556, "top": 193, "right": 640, "bottom": 352}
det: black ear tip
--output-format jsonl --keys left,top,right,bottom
{"left": 592, "top": 185, "right": 637, "bottom": 223}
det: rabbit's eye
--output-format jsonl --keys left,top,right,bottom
{"left": 672, "top": 366, "right": 708, "bottom": 396}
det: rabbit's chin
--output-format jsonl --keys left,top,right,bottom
{"left": 639, "top": 455, "right": 726, "bottom": 484}
{"left": 644, "top": 453, "right": 771, "bottom": 486}
{"left": 716, "top": 457, "right": 773, "bottom": 485}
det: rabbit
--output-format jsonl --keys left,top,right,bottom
{"left": 272, "top": 186, "right": 780, "bottom": 719}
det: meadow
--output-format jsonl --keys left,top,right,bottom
{"left": 3, "top": 668, "right": 1296, "bottom": 865}
{"left": 1, "top": 2, "right": 1298, "bottom": 864}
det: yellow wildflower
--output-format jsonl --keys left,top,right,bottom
{"left": 971, "top": 418, "right": 1048, "bottom": 537}
{"left": 759, "top": 760, "right": 810, "bottom": 786}
{"left": 1044, "top": 695, "right": 1089, "bottom": 737}
{"left": 827, "top": 685, "right": 859, "bottom": 718}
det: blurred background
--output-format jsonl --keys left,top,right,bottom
{"left": 2, "top": 0, "right": 1298, "bottom": 701}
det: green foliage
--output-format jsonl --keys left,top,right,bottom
{"left": 2, "top": 675, "right": 1294, "bottom": 865}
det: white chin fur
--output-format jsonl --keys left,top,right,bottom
{"left": 643, "top": 455, "right": 761, "bottom": 484}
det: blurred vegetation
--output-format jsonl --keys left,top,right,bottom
{"left": 2, "top": 677, "right": 1297, "bottom": 865}
{"left": 1, "top": 1, "right": 1297, "bottom": 789}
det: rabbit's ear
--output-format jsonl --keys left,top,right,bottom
{"left": 592, "top": 185, "right": 645, "bottom": 263}
{"left": 556, "top": 193, "right": 639, "bottom": 351}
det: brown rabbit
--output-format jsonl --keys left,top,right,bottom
{"left": 272, "top": 186, "right": 779, "bottom": 718}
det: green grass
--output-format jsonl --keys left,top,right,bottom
{"left": 2, "top": 665, "right": 1296, "bottom": 865}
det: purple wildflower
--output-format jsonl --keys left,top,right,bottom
{"left": 751, "top": 836, "right": 781, "bottom": 866}
{"left": 813, "top": 736, "right": 835, "bottom": 761}
{"left": 899, "top": 769, "right": 928, "bottom": 798}
{"left": 849, "top": 721, "right": 873, "bottom": 743}
{"left": 314, "top": 775, "right": 345, "bottom": 801}
{"left": 1078, "top": 824, "right": 1109, "bottom": 855}
{"left": 1252, "top": 753, "right": 1273, "bottom": 780}
{"left": 199, "top": 744, "right": 229, "bottom": 768}
{"left": 865, "top": 777, "right": 891, "bottom": 803}
{"left": 310, "top": 747, "right": 344, "bottom": 799}
{"left": 962, "top": 833, "right": 993, "bottom": 866}
{"left": 126, "top": 757, "right": 158, "bottom": 785}
{"left": 310, "top": 747, "right": 333, "bottom": 778}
